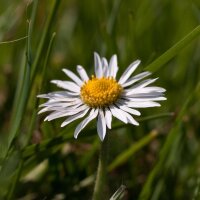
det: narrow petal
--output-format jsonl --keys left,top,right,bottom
{"left": 116, "top": 103, "right": 141, "bottom": 116}
{"left": 40, "top": 98, "right": 82, "bottom": 108}
{"left": 109, "top": 105, "right": 128, "bottom": 124}
{"left": 125, "top": 101, "right": 161, "bottom": 108}
{"left": 125, "top": 86, "right": 166, "bottom": 96}
{"left": 122, "top": 96, "right": 167, "bottom": 102}
{"left": 37, "top": 91, "right": 78, "bottom": 99}
{"left": 74, "top": 109, "right": 99, "bottom": 138}
{"left": 105, "top": 108, "right": 112, "bottom": 129}
{"left": 94, "top": 52, "right": 103, "bottom": 78}
{"left": 62, "top": 68, "right": 83, "bottom": 86}
{"left": 51, "top": 80, "right": 80, "bottom": 92}
{"left": 61, "top": 108, "right": 90, "bottom": 127}
{"left": 40, "top": 97, "right": 79, "bottom": 103}
{"left": 129, "top": 78, "right": 158, "bottom": 90}
{"left": 97, "top": 110, "right": 107, "bottom": 141}
{"left": 123, "top": 92, "right": 165, "bottom": 98}
{"left": 118, "top": 60, "right": 141, "bottom": 84}
{"left": 46, "top": 105, "right": 88, "bottom": 121}
{"left": 123, "top": 111, "right": 139, "bottom": 126}
{"left": 40, "top": 101, "right": 83, "bottom": 116}
{"left": 38, "top": 107, "right": 52, "bottom": 114}
{"left": 109, "top": 54, "right": 118, "bottom": 78}
{"left": 122, "top": 71, "right": 151, "bottom": 87}
{"left": 102, "top": 57, "right": 109, "bottom": 77}
{"left": 76, "top": 65, "right": 89, "bottom": 81}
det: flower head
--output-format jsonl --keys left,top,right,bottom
{"left": 38, "top": 53, "right": 166, "bottom": 141}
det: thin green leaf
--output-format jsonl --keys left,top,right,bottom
{"left": 108, "top": 130, "right": 159, "bottom": 171}
{"left": 30, "top": 0, "right": 61, "bottom": 82}
{"left": 145, "top": 25, "right": 200, "bottom": 72}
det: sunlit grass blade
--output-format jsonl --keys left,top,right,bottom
{"left": 7, "top": 20, "right": 32, "bottom": 150}
{"left": 0, "top": 36, "right": 28, "bottom": 44}
{"left": 108, "top": 130, "right": 159, "bottom": 171}
{"left": 109, "top": 185, "right": 126, "bottom": 200}
{"left": 145, "top": 25, "right": 200, "bottom": 73}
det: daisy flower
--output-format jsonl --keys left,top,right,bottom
{"left": 38, "top": 53, "right": 166, "bottom": 141}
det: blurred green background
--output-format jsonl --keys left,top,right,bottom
{"left": 0, "top": 0, "right": 200, "bottom": 199}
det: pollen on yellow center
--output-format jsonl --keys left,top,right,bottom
{"left": 80, "top": 76, "right": 123, "bottom": 108}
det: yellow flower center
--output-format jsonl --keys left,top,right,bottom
{"left": 80, "top": 76, "right": 123, "bottom": 108}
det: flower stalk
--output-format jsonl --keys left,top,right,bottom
{"left": 92, "top": 134, "right": 109, "bottom": 200}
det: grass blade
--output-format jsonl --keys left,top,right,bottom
{"left": 108, "top": 130, "right": 159, "bottom": 171}
{"left": 145, "top": 25, "right": 200, "bottom": 73}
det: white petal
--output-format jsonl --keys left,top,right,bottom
{"left": 40, "top": 98, "right": 82, "bottom": 108}
{"left": 109, "top": 105, "right": 128, "bottom": 124}
{"left": 105, "top": 108, "right": 112, "bottom": 129}
{"left": 74, "top": 109, "right": 99, "bottom": 138}
{"left": 124, "top": 92, "right": 165, "bottom": 98}
{"left": 102, "top": 57, "right": 109, "bottom": 77}
{"left": 122, "top": 71, "right": 151, "bottom": 87}
{"left": 40, "top": 101, "right": 83, "bottom": 117}
{"left": 125, "top": 101, "right": 161, "bottom": 108}
{"left": 109, "top": 54, "right": 118, "bottom": 78}
{"left": 46, "top": 104, "right": 88, "bottom": 121}
{"left": 62, "top": 68, "right": 83, "bottom": 86}
{"left": 123, "top": 112, "right": 139, "bottom": 126}
{"left": 51, "top": 80, "right": 80, "bottom": 92}
{"left": 38, "top": 107, "right": 52, "bottom": 114}
{"left": 97, "top": 110, "right": 107, "bottom": 141}
{"left": 76, "top": 65, "right": 89, "bottom": 81}
{"left": 61, "top": 108, "right": 90, "bottom": 127}
{"left": 125, "top": 86, "right": 166, "bottom": 96}
{"left": 41, "top": 97, "right": 79, "bottom": 103}
{"left": 37, "top": 91, "right": 78, "bottom": 99}
{"left": 122, "top": 96, "right": 167, "bottom": 102}
{"left": 115, "top": 103, "right": 141, "bottom": 116}
{"left": 129, "top": 78, "right": 158, "bottom": 90}
{"left": 94, "top": 52, "right": 103, "bottom": 78}
{"left": 118, "top": 60, "right": 141, "bottom": 84}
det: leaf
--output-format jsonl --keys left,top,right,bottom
{"left": 145, "top": 25, "right": 200, "bottom": 73}
{"left": 108, "top": 130, "right": 159, "bottom": 171}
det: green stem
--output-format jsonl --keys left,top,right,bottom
{"left": 92, "top": 135, "right": 109, "bottom": 200}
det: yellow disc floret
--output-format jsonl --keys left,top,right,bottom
{"left": 80, "top": 76, "right": 123, "bottom": 108}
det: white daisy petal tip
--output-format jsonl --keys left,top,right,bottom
{"left": 94, "top": 52, "right": 103, "bottom": 78}
{"left": 135, "top": 121, "right": 139, "bottom": 126}
{"left": 37, "top": 94, "right": 44, "bottom": 98}
{"left": 94, "top": 51, "right": 99, "bottom": 57}
{"left": 51, "top": 80, "right": 57, "bottom": 84}
{"left": 97, "top": 111, "right": 106, "bottom": 141}
{"left": 76, "top": 65, "right": 89, "bottom": 81}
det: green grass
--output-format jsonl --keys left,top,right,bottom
{"left": 0, "top": 0, "right": 200, "bottom": 199}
